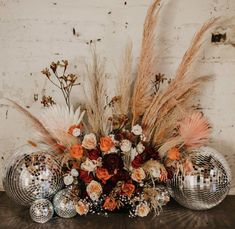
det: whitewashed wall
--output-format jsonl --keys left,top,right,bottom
{"left": 0, "top": 0, "right": 235, "bottom": 193}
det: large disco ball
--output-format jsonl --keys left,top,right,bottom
{"left": 3, "top": 144, "right": 63, "bottom": 206}
{"left": 167, "top": 146, "right": 232, "bottom": 210}
{"left": 53, "top": 189, "right": 77, "bottom": 218}
{"left": 30, "top": 199, "right": 54, "bottom": 224}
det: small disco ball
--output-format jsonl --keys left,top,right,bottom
{"left": 53, "top": 189, "right": 77, "bottom": 218}
{"left": 155, "top": 185, "right": 170, "bottom": 206}
{"left": 167, "top": 146, "right": 232, "bottom": 210}
{"left": 30, "top": 199, "right": 54, "bottom": 223}
{"left": 3, "top": 144, "right": 63, "bottom": 206}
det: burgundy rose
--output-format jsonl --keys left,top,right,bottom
{"left": 79, "top": 169, "right": 93, "bottom": 184}
{"left": 102, "top": 153, "right": 124, "bottom": 174}
{"left": 111, "top": 169, "right": 130, "bottom": 184}
{"left": 88, "top": 149, "right": 101, "bottom": 160}
{"left": 131, "top": 154, "right": 145, "bottom": 169}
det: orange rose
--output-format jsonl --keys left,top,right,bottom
{"left": 121, "top": 183, "right": 135, "bottom": 197}
{"left": 96, "top": 167, "right": 112, "bottom": 184}
{"left": 100, "top": 136, "right": 114, "bottom": 152}
{"left": 168, "top": 147, "right": 180, "bottom": 160}
{"left": 103, "top": 197, "right": 117, "bottom": 211}
{"left": 70, "top": 144, "right": 84, "bottom": 159}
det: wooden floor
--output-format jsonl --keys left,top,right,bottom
{"left": 0, "top": 192, "right": 235, "bottom": 229}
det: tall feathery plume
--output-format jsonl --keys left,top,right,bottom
{"left": 131, "top": 0, "right": 162, "bottom": 125}
{"left": 142, "top": 18, "right": 219, "bottom": 142}
{"left": 84, "top": 48, "right": 110, "bottom": 136}
{"left": 6, "top": 98, "right": 61, "bottom": 151}
{"left": 115, "top": 41, "right": 133, "bottom": 116}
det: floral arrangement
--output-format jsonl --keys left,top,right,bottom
{"left": 6, "top": 0, "right": 219, "bottom": 218}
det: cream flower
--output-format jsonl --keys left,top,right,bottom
{"left": 71, "top": 168, "right": 79, "bottom": 177}
{"left": 120, "top": 139, "right": 132, "bottom": 152}
{"left": 130, "top": 148, "right": 138, "bottom": 162}
{"left": 75, "top": 201, "right": 89, "bottom": 215}
{"left": 72, "top": 128, "right": 81, "bottom": 137}
{"left": 63, "top": 175, "right": 74, "bottom": 186}
{"left": 131, "top": 124, "right": 143, "bottom": 135}
{"left": 86, "top": 180, "right": 102, "bottom": 201}
{"left": 82, "top": 133, "right": 97, "bottom": 150}
{"left": 131, "top": 168, "right": 146, "bottom": 183}
{"left": 143, "top": 160, "right": 161, "bottom": 178}
{"left": 136, "top": 142, "right": 145, "bottom": 153}
{"left": 136, "top": 202, "right": 150, "bottom": 217}
{"left": 81, "top": 158, "right": 97, "bottom": 172}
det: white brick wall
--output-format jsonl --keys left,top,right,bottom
{"left": 0, "top": 0, "right": 235, "bottom": 193}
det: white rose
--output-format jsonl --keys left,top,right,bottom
{"left": 136, "top": 202, "right": 150, "bottom": 217}
{"left": 130, "top": 147, "right": 138, "bottom": 162}
{"left": 86, "top": 180, "right": 102, "bottom": 201}
{"left": 120, "top": 139, "right": 132, "bottom": 152}
{"left": 81, "top": 158, "right": 97, "bottom": 172}
{"left": 82, "top": 133, "right": 97, "bottom": 150}
{"left": 72, "top": 128, "right": 81, "bottom": 137}
{"left": 131, "top": 168, "right": 146, "bottom": 183}
{"left": 71, "top": 168, "right": 79, "bottom": 177}
{"left": 131, "top": 124, "right": 143, "bottom": 135}
{"left": 63, "top": 175, "right": 74, "bottom": 186}
{"left": 136, "top": 142, "right": 145, "bottom": 153}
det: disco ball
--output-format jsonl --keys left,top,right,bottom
{"left": 30, "top": 199, "right": 54, "bottom": 223}
{"left": 53, "top": 189, "right": 77, "bottom": 218}
{"left": 3, "top": 144, "right": 63, "bottom": 206}
{"left": 167, "top": 146, "right": 232, "bottom": 210}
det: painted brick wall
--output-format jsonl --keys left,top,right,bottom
{"left": 0, "top": 0, "right": 235, "bottom": 193}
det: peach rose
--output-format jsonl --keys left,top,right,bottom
{"left": 168, "top": 147, "right": 180, "bottom": 160}
{"left": 70, "top": 144, "right": 84, "bottom": 159}
{"left": 103, "top": 197, "right": 117, "bottom": 211}
{"left": 131, "top": 168, "right": 146, "bottom": 183}
{"left": 100, "top": 136, "right": 114, "bottom": 152}
{"left": 96, "top": 167, "right": 112, "bottom": 184}
{"left": 82, "top": 133, "right": 97, "bottom": 150}
{"left": 86, "top": 180, "right": 102, "bottom": 201}
{"left": 121, "top": 183, "right": 135, "bottom": 197}
{"left": 75, "top": 201, "right": 89, "bottom": 215}
{"left": 136, "top": 202, "right": 150, "bottom": 217}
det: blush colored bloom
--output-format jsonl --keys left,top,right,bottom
{"left": 75, "top": 201, "right": 89, "bottom": 215}
{"left": 103, "top": 197, "right": 117, "bottom": 211}
{"left": 70, "top": 144, "right": 84, "bottom": 159}
{"left": 86, "top": 180, "right": 102, "bottom": 201}
{"left": 131, "top": 124, "right": 143, "bottom": 135}
{"left": 120, "top": 139, "right": 132, "bottom": 152}
{"left": 131, "top": 168, "right": 146, "bottom": 183}
{"left": 136, "top": 202, "right": 150, "bottom": 217}
{"left": 168, "top": 147, "right": 180, "bottom": 160}
{"left": 82, "top": 133, "right": 97, "bottom": 150}
{"left": 100, "top": 136, "right": 114, "bottom": 152}
{"left": 96, "top": 167, "right": 112, "bottom": 184}
{"left": 81, "top": 158, "right": 97, "bottom": 172}
{"left": 121, "top": 183, "right": 135, "bottom": 197}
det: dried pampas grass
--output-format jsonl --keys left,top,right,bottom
{"left": 114, "top": 41, "right": 133, "bottom": 116}
{"left": 131, "top": 0, "right": 162, "bottom": 124}
{"left": 142, "top": 17, "right": 219, "bottom": 142}
{"left": 84, "top": 49, "right": 111, "bottom": 136}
